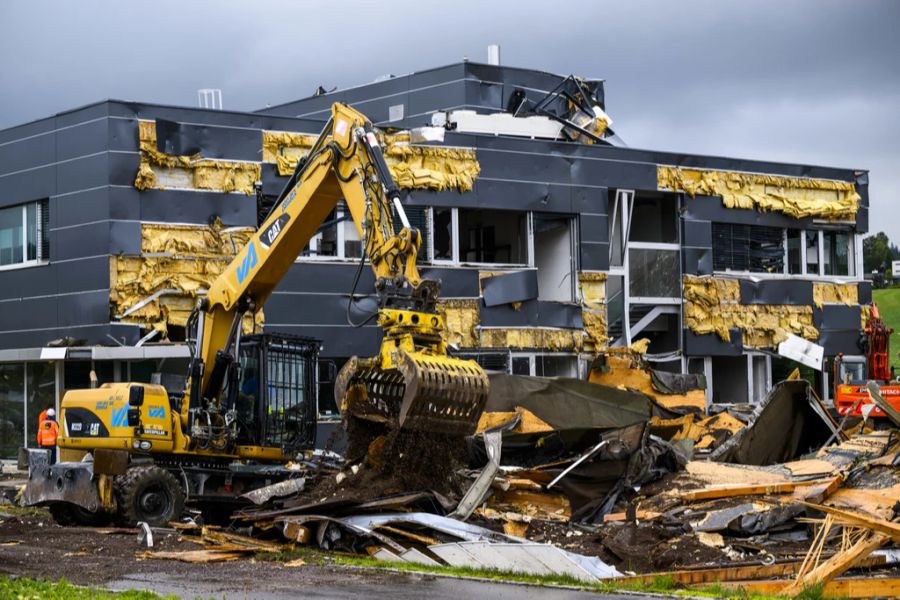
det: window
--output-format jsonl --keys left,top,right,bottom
{"left": 533, "top": 214, "right": 575, "bottom": 302}
{"left": 787, "top": 230, "right": 803, "bottom": 274}
{"left": 629, "top": 249, "right": 679, "bottom": 297}
{"left": 0, "top": 200, "right": 48, "bottom": 268}
{"left": 712, "top": 223, "right": 784, "bottom": 273}
{"left": 510, "top": 354, "right": 578, "bottom": 377}
{"left": 432, "top": 207, "right": 454, "bottom": 261}
{"left": 823, "top": 231, "right": 852, "bottom": 276}
{"left": 629, "top": 194, "right": 678, "bottom": 244}
{"left": 806, "top": 230, "right": 820, "bottom": 275}
{"left": 0, "top": 363, "right": 24, "bottom": 458}
{"left": 429, "top": 207, "right": 531, "bottom": 266}
{"left": 26, "top": 363, "right": 56, "bottom": 449}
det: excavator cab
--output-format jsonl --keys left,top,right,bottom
{"left": 225, "top": 333, "right": 319, "bottom": 453}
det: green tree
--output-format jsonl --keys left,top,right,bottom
{"left": 863, "top": 231, "right": 892, "bottom": 274}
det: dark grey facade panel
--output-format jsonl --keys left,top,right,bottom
{"left": 0, "top": 165, "right": 56, "bottom": 206}
{"left": 682, "top": 219, "right": 712, "bottom": 247}
{"left": 0, "top": 114, "right": 56, "bottom": 145}
{"left": 572, "top": 185, "right": 608, "bottom": 215}
{"left": 55, "top": 152, "right": 108, "bottom": 196}
{"left": 107, "top": 102, "right": 324, "bottom": 133}
{"left": 479, "top": 299, "right": 583, "bottom": 328}
{"left": 818, "top": 330, "right": 862, "bottom": 356}
{"left": 462, "top": 79, "right": 503, "bottom": 112}
{"left": 53, "top": 221, "right": 110, "bottom": 261}
{"left": 53, "top": 188, "right": 109, "bottom": 228}
{"left": 683, "top": 329, "right": 743, "bottom": 356}
{"left": 155, "top": 119, "right": 262, "bottom": 161}
{"left": 266, "top": 292, "right": 378, "bottom": 327}
{"left": 682, "top": 247, "right": 714, "bottom": 276}
{"left": 274, "top": 263, "right": 376, "bottom": 295}
{"left": 263, "top": 323, "right": 381, "bottom": 359}
{"left": 0, "top": 265, "right": 57, "bottom": 302}
{"left": 261, "top": 163, "right": 287, "bottom": 196}
{"left": 858, "top": 281, "right": 872, "bottom": 305}
{"left": 108, "top": 151, "right": 140, "bottom": 187}
{"left": 0, "top": 322, "right": 138, "bottom": 350}
{"left": 108, "top": 187, "right": 255, "bottom": 226}
{"left": 108, "top": 116, "right": 140, "bottom": 152}
{"left": 0, "top": 128, "right": 54, "bottom": 176}
{"left": 0, "top": 296, "right": 57, "bottom": 332}
{"left": 109, "top": 221, "right": 141, "bottom": 255}
{"left": 814, "top": 305, "right": 862, "bottom": 331}
{"left": 55, "top": 118, "right": 108, "bottom": 162}
{"left": 56, "top": 256, "right": 108, "bottom": 294}
{"left": 855, "top": 205, "right": 868, "bottom": 233}
{"left": 683, "top": 195, "right": 814, "bottom": 229}
{"left": 472, "top": 179, "right": 574, "bottom": 213}
{"left": 481, "top": 270, "right": 539, "bottom": 307}
{"left": 738, "top": 279, "right": 814, "bottom": 305}
{"left": 55, "top": 103, "right": 109, "bottom": 129}
{"left": 419, "top": 267, "right": 480, "bottom": 297}
{"left": 579, "top": 214, "right": 607, "bottom": 244}
{"left": 57, "top": 290, "right": 109, "bottom": 328}
{"left": 579, "top": 241, "right": 609, "bottom": 271}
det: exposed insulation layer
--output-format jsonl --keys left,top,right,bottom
{"left": 658, "top": 166, "right": 860, "bottom": 221}
{"left": 479, "top": 328, "right": 583, "bottom": 351}
{"left": 135, "top": 121, "right": 261, "bottom": 195}
{"left": 476, "top": 406, "right": 554, "bottom": 433}
{"left": 589, "top": 352, "right": 706, "bottom": 412}
{"left": 683, "top": 275, "right": 818, "bottom": 348}
{"left": 263, "top": 128, "right": 480, "bottom": 192}
{"left": 578, "top": 271, "right": 608, "bottom": 350}
{"left": 111, "top": 221, "right": 262, "bottom": 338}
{"left": 436, "top": 299, "right": 480, "bottom": 348}
{"left": 812, "top": 282, "right": 859, "bottom": 308}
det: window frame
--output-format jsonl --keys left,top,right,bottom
{"left": 0, "top": 200, "right": 48, "bottom": 272}
{"left": 427, "top": 207, "right": 535, "bottom": 269}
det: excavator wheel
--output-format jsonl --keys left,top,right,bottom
{"left": 115, "top": 465, "right": 185, "bottom": 527}
{"left": 336, "top": 350, "right": 489, "bottom": 436}
{"left": 48, "top": 502, "right": 112, "bottom": 527}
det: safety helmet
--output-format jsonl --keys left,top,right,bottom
{"left": 46, "top": 408, "right": 56, "bottom": 418}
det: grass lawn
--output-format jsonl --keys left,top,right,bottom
{"left": 872, "top": 287, "right": 900, "bottom": 370}
{"left": 0, "top": 577, "right": 174, "bottom": 599}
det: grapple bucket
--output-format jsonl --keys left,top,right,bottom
{"left": 336, "top": 350, "right": 488, "bottom": 436}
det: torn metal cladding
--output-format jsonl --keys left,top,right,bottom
{"left": 683, "top": 275, "right": 818, "bottom": 348}
{"left": 262, "top": 127, "right": 481, "bottom": 192}
{"left": 134, "top": 120, "right": 261, "bottom": 195}
{"left": 111, "top": 220, "right": 263, "bottom": 337}
{"left": 659, "top": 166, "right": 860, "bottom": 221}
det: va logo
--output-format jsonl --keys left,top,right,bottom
{"left": 147, "top": 405, "right": 165, "bottom": 418}
{"left": 111, "top": 406, "right": 129, "bottom": 427}
{"left": 236, "top": 242, "right": 258, "bottom": 284}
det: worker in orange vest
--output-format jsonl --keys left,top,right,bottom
{"left": 38, "top": 408, "right": 59, "bottom": 464}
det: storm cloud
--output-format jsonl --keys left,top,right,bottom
{"left": 2, "top": 0, "right": 898, "bottom": 239}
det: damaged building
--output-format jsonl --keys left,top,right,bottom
{"left": 0, "top": 60, "right": 870, "bottom": 458}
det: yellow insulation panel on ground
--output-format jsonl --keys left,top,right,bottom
{"left": 683, "top": 275, "right": 818, "bottom": 348}
{"left": 658, "top": 166, "right": 860, "bottom": 221}
{"left": 111, "top": 221, "right": 262, "bottom": 337}
{"left": 812, "top": 281, "right": 859, "bottom": 308}
{"left": 578, "top": 271, "right": 608, "bottom": 350}
{"left": 263, "top": 128, "right": 480, "bottom": 192}
{"left": 135, "top": 121, "right": 261, "bottom": 195}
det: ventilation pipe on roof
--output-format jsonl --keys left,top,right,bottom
{"left": 487, "top": 44, "right": 501, "bottom": 66}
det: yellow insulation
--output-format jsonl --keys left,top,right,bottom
{"left": 263, "top": 128, "right": 480, "bottom": 192}
{"left": 812, "top": 282, "right": 859, "bottom": 308}
{"left": 578, "top": 271, "right": 608, "bottom": 349}
{"left": 135, "top": 121, "right": 261, "bottom": 195}
{"left": 479, "top": 328, "right": 583, "bottom": 351}
{"left": 437, "top": 299, "right": 480, "bottom": 348}
{"left": 111, "top": 221, "right": 262, "bottom": 338}
{"left": 683, "top": 275, "right": 818, "bottom": 348}
{"left": 658, "top": 166, "right": 860, "bottom": 221}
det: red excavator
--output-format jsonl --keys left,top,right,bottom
{"left": 833, "top": 303, "right": 900, "bottom": 418}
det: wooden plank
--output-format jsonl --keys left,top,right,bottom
{"left": 803, "top": 502, "right": 900, "bottom": 541}
{"left": 602, "top": 510, "right": 661, "bottom": 523}
{"left": 680, "top": 477, "right": 835, "bottom": 501}
{"left": 784, "top": 532, "right": 890, "bottom": 595}
{"left": 717, "top": 576, "right": 900, "bottom": 598}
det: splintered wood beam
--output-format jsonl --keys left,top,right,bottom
{"left": 802, "top": 502, "right": 900, "bottom": 541}
{"left": 784, "top": 531, "right": 890, "bottom": 595}
{"left": 679, "top": 477, "right": 837, "bottom": 501}
{"left": 716, "top": 576, "right": 900, "bottom": 598}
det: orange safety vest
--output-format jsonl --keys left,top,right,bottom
{"left": 38, "top": 419, "right": 58, "bottom": 446}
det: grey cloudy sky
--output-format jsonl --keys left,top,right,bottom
{"left": 2, "top": 0, "right": 898, "bottom": 240}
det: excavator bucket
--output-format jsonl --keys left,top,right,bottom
{"left": 335, "top": 350, "right": 489, "bottom": 436}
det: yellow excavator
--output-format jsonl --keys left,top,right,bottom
{"left": 21, "top": 103, "right": 488, "bottom": 526}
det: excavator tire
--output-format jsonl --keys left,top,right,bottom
{"left": 48, "top": 502, "right": 111, "bottom": 527}
{"left": 115, "top": 465, "right": 185, "bottom": 527}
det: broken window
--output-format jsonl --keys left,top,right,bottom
{"left": 458, "top": 208, "right": 528, "bottom": 264}
{"left": 431, "top": 207, "right": 454, "bottom": 261}
{"left": 712, "top": 223, "right": 784, "bottom": 273}
{"left": 629, "top": 194, "right": 678, "bottom": 244}
{"left": 710, "top": 356, "right": 749, "bottom": 404}
{"left": 510, "top": 354, "right": 578, "bottom": 377}
{"left": 823, "top": 231, "right": 852, "bottom": 276}
{"left": 629, "top": 249, "right": 679, "bottom": 298}
{"left": 533, "top": 213, "right": 575, "bottom": 302}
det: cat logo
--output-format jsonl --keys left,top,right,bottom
{"left": 236, "top": 242, "right": 258, "bottom": 284}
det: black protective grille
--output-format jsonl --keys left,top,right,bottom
{"left": 712, "top": 223, "right": 784, "bottom": 273}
